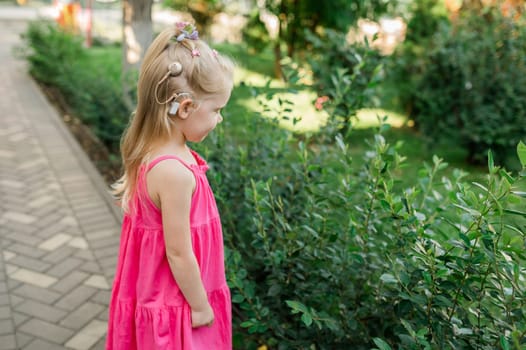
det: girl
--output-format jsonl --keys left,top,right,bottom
{"left": 107, "top": 22, "right": 234, "bottom": 349}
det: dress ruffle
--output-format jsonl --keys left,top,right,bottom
{"left": 108, "top": 286, "right": 231, "bottom": 350}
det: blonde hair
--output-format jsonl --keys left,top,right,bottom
{"left": 112, "top": 24, "right": 235, "bottom": 211}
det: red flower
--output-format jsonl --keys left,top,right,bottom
{"left": 315, "top": 96, "right": 329, "bottom": 110}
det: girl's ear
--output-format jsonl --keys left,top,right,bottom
{"left": 176, "top": 99, "right": 195, "bottom": 119}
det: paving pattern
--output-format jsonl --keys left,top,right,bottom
{"left": 0, "top": 20, "right": 121, "bottom": 349}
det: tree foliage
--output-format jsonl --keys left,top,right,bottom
{"left": 244, "top": 0, "right": 394, "bottom": 78}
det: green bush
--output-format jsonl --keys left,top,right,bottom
{"left": 19, "top": 21, "right": 130, "bottom": 153}
{"left": 197, "top": 81, "right": 526, "bottom": 348}
{"left": 389, "top": 6, "right": 526, "bottom": 169}
{"left": 305, "top": 28, "right": 383, "bottom": 136}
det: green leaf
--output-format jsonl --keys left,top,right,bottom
{"left": 240, "top": 320, "right": 253, "bottom": 328}
{"left": 500, "top": 335, "right": 510, "bottom": 350}
{"left": 504, "top": 209, "right": 526, "bottom": 218}
{"left": 232, "top": 294, "right": 245, "bottom": 303}
{"left": 487, "top": 149, "right": 495, "bottom": 172}
{"left": 380, "top": 273, "right": 398, "bottom": 284}
{"left": 372, "top": 338, "right": 392, "bottom": 350}
{"left": 285, "top": 300, "right": 309, "bottom": 314}
{"left": 518, "top": 141, "right": 526, "bottom": 168}
{"left": 301, "top": 313, "right": 313, "bottom": 327}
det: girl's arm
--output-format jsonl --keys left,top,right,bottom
{"left": 149, "top": 160, "right": 214, "bottom": 327}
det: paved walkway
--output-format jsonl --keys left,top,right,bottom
{"left": 0, "top": 20, "right": 121, "bottom": 350}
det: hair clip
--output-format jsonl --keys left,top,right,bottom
{"left": 191, "top": 49, "right": 200, "bottom": 57}
{"left": 212, "top": 49, "right": 219, "bottom": 58}
{"left": 174, "top": 22, "right": 199, "bottom": 42}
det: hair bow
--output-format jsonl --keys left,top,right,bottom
{"left": 175, "top": 22, "right": 199, "bottom": 42}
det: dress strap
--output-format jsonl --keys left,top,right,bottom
{"left": 146, "top": 155, "right": 195, "bottom": 173}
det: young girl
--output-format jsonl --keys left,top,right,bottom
{"left": 107, "top": 22, "right": 234, "bottom": 349}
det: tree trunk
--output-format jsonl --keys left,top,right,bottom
{"left": 122, "top": 0, "right": 154, "bottom": 109}
{"left": 287, "top": 0, "right": 299, "bottom": 58}
{"left": 274, "top": 0, "right": 287, "bottom": 80}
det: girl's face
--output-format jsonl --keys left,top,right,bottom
{"left": 180, "top": 90, "right": 230, "bottom": 143}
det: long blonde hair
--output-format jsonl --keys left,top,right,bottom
{"left": 112, "top": 24, "right": 235, "bottom": 211}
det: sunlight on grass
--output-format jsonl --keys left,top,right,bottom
{"left": 234, "top": 66, "right": 285, "bottom": 87}
{"left": 232, "top": 66, "right": 408, "bottom": 133}
{"left": 354, "top": 108, "right": 407, "bottom": 129}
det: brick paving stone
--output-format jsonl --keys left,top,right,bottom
{"left": 89, "top": 236, "right": 120, "bottom": 250}
{"left": 0, "top": 306, "right": 10, "bottom": 320}
{"left": 16, "top": 299, "right": 68, "bottom": 323}
{"left": 12, "top": 312, "right": 29, "bottom": 327}
{"left": 83, "top": 275, "right": 109, "bottom": 290}
{"left": 73, "top": 249, "right": 95, "bottom": 261}
{"left": 64, "top": 319, "right": 107, "bottom": 350}
{"left": 6, "top": 279, "right": 21, "bottom": 291}
{"left": 4, "top": 222, "right": 38, "bottom": 237}
{"left": 54, "top": 285, "right": 98, "bottom": 311}
{"left": 93, "top": 246, "right": 119, "bottom": 260}
{"left": 36, "top": 223, "right": 70, "bottom": 241}
{"left": 35, "top": 215, "right": 69, "bottom": 233}
{"left": 9, "top": 268, "right": 57, "bottom": 287}
{"left": 96, "top": 310, "right": 109, "bottom": 322}
{"left": 81, "top": 221, "right": 119, "bottom": 235}
{"left": 15, "top": 332, "right": 32, "bottom": 348}
{"left": 59, "top": 302, "right": 104, "bottom": 330}
{"left": 22, "top": 338, "right": 66, "bottom": 350}
{"left": 68, "top": 238, "right": 89, "bottom": 250}
{"left": 46, "top": 257, "right": 83, "bottom": 278}
{"left": 4, "top": 264, "right": 18, "bottom": 276}
{"left": 59, "top": 215, "right": 79, "bottom": 227}
{"left": 50, "top": 271, "right": 89, "bottom": 294}
{"left": 92, "top": 337, "right": 106, "bottom": 350}
{"left": 8, "top": 255, "right": 52, "bottom": 273}
{"left": 27, "top": 194, "right": 55, "bottom": 209}
{"left": 7, "top": 295, "right": 23, "bottom": 307}
{"left": 1, "top": 211, "right": 37, "bottom": 225}
{"left": 85, "top": 229, "right": 116, "bottom": 241}
{"left": 79, "top": 261, "right": 102, "bottom": 274}
{"left": 91, "top": 291, "right": 111, "bottom": 307}
{"left": 5, "top": 243, "right": 46, "bottom": 259}
{"left": 12, "top": 284, "right": 62, "bottom": 304}
{"left": 42, "top": 246, "right": 76, "bottom": 264}
{"left": 19, "top": 318, "right": 74, "bottom": 344}
{"left": 0, "top": 334, "right": 16, "bottom": 350}
{"left": 0, "top": 319, "right": 14, "bottom": 335}
{"left": 6, "top": 231, "right": 41, "bottom": 246}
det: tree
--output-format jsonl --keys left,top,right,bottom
{"left": 122, "top": 0, "right": 154, "bottom": 108}
{"left": 248, "top": 0, "right": 394, "bottom": 79}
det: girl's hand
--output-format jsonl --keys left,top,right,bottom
{"left": 191, "top": 304, "right": 214, "bottom": 328}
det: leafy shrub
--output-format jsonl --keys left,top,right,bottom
{"left": 389, "top": 6, "right": 526, "bottom": 168}
{"left": 18, "top": 21, "right": 130, "bottom": 153}
{"left": 18, "top": 20, "right": 85, "bottom": 86}
{"left": 305, "top": 28, "right": 383, "bottom": 136}
{"left": 198, "top": 79, "right": 526, "bottom": 348}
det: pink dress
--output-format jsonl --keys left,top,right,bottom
{"left": 106, "top": 150, "right": 232, "bottom": 350}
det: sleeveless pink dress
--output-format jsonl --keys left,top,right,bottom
{"left": 106, "top": 150, "right": 232, "bottom": 350}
